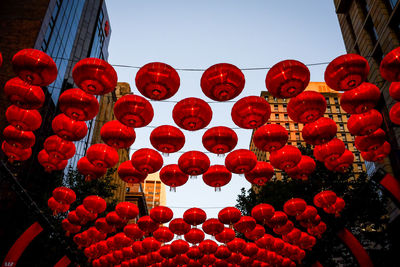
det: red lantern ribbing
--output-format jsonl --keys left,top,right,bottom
{"left": 340, "top": 82, "right": 381, "bottom": 114}
{"left": 361, "top": 141, "right": 391, "bottom": 162}
{"left": 251, "top": 203, "right": 275, "bottom": 224}
{"left": 302, "top": 117, "right": 337, "bottom": 145}
{"left": 52, "top": 114, "right": 88, "bottom": 141}
{"left": 169, "top": 218, "right": 191, "bottom": 236}
{"left": 114, "top": 94, "right": 154, "bottom": 128}
{"left": 3, "top": 125, "right": 35, "bottom": 149}
{"left": 59, "top": 88, "right": 99, "bottom": 121}
{"left": 86, "top": 144, "right": 119, "bottom": 168}
{"left": 116, "top": 202, "right": 139, "bottom": 220}
{"left": 380, "top": 47, "right": 400, "bottom": 82}
{"left": 117, "top": 160, "right": 147, "bottom": 184}
{"left": 231, "top": 96, "right": 271, "bottom": 129}
{"left": 150, "top": 206, "right": 173, "bottom": 224}
{"left": 215, "top": 228, "right": 236, "bottom": 244}
{"left": 6, "top": 105, "right": 42, "bottom": 131}
{"left": 225, "top": 149, "right": 257, "bottom": 174}
{"left": 72, "top": 58, "right": 117, "bottom": 95}
{"left": 83, "top": 196, "right": 107, "bottom": 214}
{"left": 234, "top": 216, "right": 257, "bottom": 234}
{"left": 100, "top": 120, "right": 136, "bottom": 149}
{"left": 202, "top": 165, "right": 232, "bottom": 191}
{"left": 285, "top": 155, "right": 316, "bottom": 180}
{"left": 178, "top": 151, "right": 210, "bottom": 177}
{"left": 244, "top": 161, "right": 274, "bottom": 186}
{"left": 287, "top": 91, "right": 326, "bottom": 123}
{"left": 4, "top": 77, "right": 45, "bottom": 109}
{"left": 77, "top": 157, "right": 107, "bottom": 181}
{"left": 347, "top": 109, "right": 382, "bottom": 136}
{"left": 184, "top": 228, "right": 205, "bottom": 245}
{"left": 172, "top": 97, "right": 212, "bottom": 131}
{"left": 325, "top": 149, "right": 354, "bottom": 173}
{"left": 201, "top": 63, "right": 245, "bottom": 101}
{"left": 153, "top": 226, "right": 174, "bottom": 243}
{"left": 283, "top": 199, "right": 307, "bottom": 217}
{"left": 44, "top": 135, "right": 76, "bottom": 160}
{"left": 135, "top": 62, "right": 180, "bottom": 100}
{"left": 202, "top": 218, "right": 224, "bottom": 236}
{"left": 314, "top": 138, "right": 345, "bottom": 162}
{"left": 313, "top": 191, "right": 337, "bottom": 209}
{"left": 131, "top": 148, "right": 163, "bottom": 174}
{"left": 137, "top": 216, "right": 158, "bottom": 234}
{"left": 389, "top": 82, "right": 400, "bottom": 101}
{"left": 355, "top": 128, "right": 386, "bottom": 152}
{"left": 218, "top": 207, "right": 242, "bottom": 225}
{"left": 269, "top": 145, "right": 302, "bottom": 171}
{"left": 38, "top": 150, "right": 68, "bottom": 172}
{"left": 159, "top": 164, "right": 189, "bottom": 191}
{"left": 183, "top": 208, "right": 207, "bottom": 227}
{"left": 324, "top": 54, "right": 369, "bottom": 91}
{"left": 150, "top": 125, "right": 185, "bottom": 154}
{"left": 265, "top": 60, "right": 310, "bottom": 98}
{"left": 202, "top": 126, "right": 238, "bottom": 155}
{"left": 53, "top": 187, "right": 76, "bottom": 205}
{"left": 253, "top": 123, "right": 289, "bottom": 152}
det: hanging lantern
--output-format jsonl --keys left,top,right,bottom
{"left": 202, "top": 165, "right": 232, "bottom": 191}
{"left": 199, "top": 239, "right": 218, "bottom": 255}
{"left": 361, "top": 141, "right": 391, "bottom": 162}
{"left": 267, "top": 211, "right": 288, "bottom": 228}
{"left": 131, "top": 148, "right": 163, "bottom": 174}
{"left": 200, "top": 63, "right": 245, "bottom": 101}
{"left": 269, "top": 145, "right": 302, "bottom": 171}
{"left": 67, "top": 210, "right": 85, "bottom": 225}
{"left": 3, "top": 125, "right": 35, "bottom": 149}
{"left": 242, "top": 243, "right": 259, "bottom": 257}
{"left": 202, "top": 218, "right": 224, "bottom": 236}
{"left": 389, "top": 82, "right": 400, "bottom": 101}
{"left": 355, "top": 128, "right": 386, "bottom": 152}
{"left": 313, "top": 191, "right": 337, "bottom": 209}
{"left": 62, "top": 219, "right": 81, "bottom": 237}
{"left": 4, "top": 77, "right": 45, "bottom": 109}
{"left": 253, "top": 124, "right": 288, "bottom": 152}
{"left": 137, "top": 216, "right": 158, "bottom": 234}
{"left": 117, "top": 160, "right": 147, "bottom": 184}
{"left": 202, "top": 126, "right": 238, "bottom": 155}
{"left": 380, "top": 47, "right": 400, "bottom": 82}
{"left": 244, "top": 161, "right": 274, "bottom": 186}
{"left": 48, "top": 197, "right": 69, "bottom": 215}
{"left": 302, "top": 117, "right": 337, "bottom": 145}
{"left": 96, "top": 217, "right": 115, "bottom": 235}
{"left": 227, "top": 238, "right": 247, "bottom": 253}
{"left": 285, "top": 155, "right": 316, "bottom": 180}
{"left": 100, "top": 120, "right": 136, "bottom": 149}
{"left": 142, "top": 237, "right": 161, "bottom": 253}
{"left": 227, "top": 252, "right": 242, "bottom": 264}
{"left": 313, "top": 138, "right": 345, "bottom": 162}
{"left": 172, "top": 97, "right": 212, "bottom": 131}
{"left": 245, "top": 224, "right": 266, "bottom": 241}
{"left": 86, "top": 144, "right": 119, "bottom": 168}
{"left": 265, "top": 60, "right": 310, "bottom": 98}
{"left": 340, "top": 82, "right": 381, "bottom": 114}
{"left": 150, "top": 206, "right": 173, "bottom": 224}
{"left": 116, "top": 202, "right": 139, "bottom": 220}
{"left": 296, "top": 205, "right": 318, "bottom": 221}
{"left": 72, "top": 58, "right": 117, "bottom": 95}
{"left": 273, "top": 220, "right": 294, "bottom": 236}
{"left": 234, "top": 216, "right": 256, "bottom": 234}
{"left": 38, "top": 150, "right": 68, "bottom": 172}
{"left": 178, "top": 151, "right": 210, "bottom": 177}
{"left": 114, "top": 94, "right": 154, "bottom": 128}
{"left": 12, "top": 48, "right": 57, "bottom": 86}
{"left": 390, "top": 102, "right": 400, "bottom": 125}
{"left": 44, "top": 135, "right": 76, "bottom": 160}
{"left": 225, "top": 149, "right": 257, "bottom": 174}
{"left": 218, "top": 207, "right": 241, "bottom": 226}
{"left": 159, "top": 244, "right": 177, "bottom": 259}
{"left": 287, "top": 91, "right": 326, "bottom": 123}
{"left": 283, "top": 199, "right": 307, "bottom": 217}
{"left": 231, "top": 96, "right": 271, "bottom": 129}
{"left": 106, "top": 211, "right": 127, "bottom": 229}
{"left": 77, "top": 157, "right": 107, "bottom": 181}
{"left": 184, "top": 228, "right": 205, "bottom": 245}
{"left": 1, "top": 141, "right": 31, "bottom": 163}
{"left": 59, "top": 88, "right": 99, "bottom": 121}
{"left": 186, "top": 245, "right": 204, "bottom": 260}
{"left": 251, "top": 203, "right": 275, "bottom": 224}
{"left": 150, "top": 125, "right": 185, "bottom": 154}
{"left": 135, "top": 62, "right": 180, "bottom": 100}
{"left": 160, "top": 164, "right": 189, "bottom": 191}
{"left": 183, "top": 207, "right": 207, "bottom": 227}
{"left": 307, "top": 222, "right": 327, "bottom": 238}
{"left": 83, "top": 196, "right": 107, "bottom": 214}
{"left": 124, "top": 223, "right": 144, "bottom": 240}
{"left": 215, "top": 228, "right": 236, "bottom": 244}
{"left": 76, "top": 205, "right": 97, "bottom": 222}
{"left": 169, "top": 218, "right": 191, "bottom": 236}
{"left": 324, "top": 54, "right": 369, "bottom": 91}
{"left": 347, "top": 109, "right": 382, "bottom": 136}
{"left": 171, "top": 239, "right": 190, "bottom": 255}
{"left": 52, "top": 114, "right": 88, "bottom": 141}
{"left": 6, "top": 105, "right": 42, "bottom": 131}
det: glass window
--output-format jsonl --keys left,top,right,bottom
{"left": 126, "top": 187, "right": 130, "bottom": 192}
{"left": 295, "top": 133, "right": 300, "bottom": 140}
{"left": 336, "top": 106, "right": 341, "bottom": 113}
{"left": 337, "top": 115, "right": 342, "bottom": 122}
{"left": 339, "top": 123, "right": 344, "bottom": 131}
{"left": 389, "top": 0, "right": 398, "bottom": 9}
{"left": 334, "top": 97, "right": 339, "bottom": 104}
{"left": 275, "top": 114, "right": 279, "bottom": 120}
{"left": 329, "top": 114, "right": 333, "bottom": 119}
{"left": 284, "top": 114, "right": 288, "bottom": 120}
{"left": 327, "top": 106, "right": 331, "bottom": 113}
{"left": 358, "top": 164, "right": 363, "bottom": 171}
{"left": 294, "top": 123, "right": 298, "bottom": 130}
{"left": 325, "top": 96, "right": 329, "bottom": 103}
{"left": 285, "top": 123, "right": 290, "bottom": 130}
{"left": 283, "top": 104, "right": 287, "bottom": 111}
{"left": 274, "top": 104, "right": 278, "bottom": 111}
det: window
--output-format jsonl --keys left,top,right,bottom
{"left": 357, "top": 164, "right": 363, "bottom": 171}
{"left": 339, "top": 123, "right": 344, "bottom": 131}
{"left": 283, "top": 104, "right": 287, "bottom": 111}
{"left": 327, "top": 106, "right": 331, "bottom": 113}
{"left": 274, "top": 104, "right": 278, "bottom": 111}
{"left": 337, "top": 115, "right": 342, "bottom": 122}
{"left": 334, "top": 97, "right": 339, "bottom": 104}
{"left": 285, "top": 123, "right": 290, "bottom": 130}
{"left": 275, "top": 114, "right": 279, "bottom": 120}
{"left": 336, "top": 106, "right": 341, "bottom": 113}
{"left": 329, "top": 114, "right": 333, "bottom": 119}
{"left": 126, "top": 187, "right": 130, "bottom": 192}
{"left": 297, "top": 142, "right": 301, "bottom": 146}
{"left": 347, "top": 114, "right": 351, "bottom": 119}
{"left": 294, "top": 123, "right": 298, "bottom": 130}
{"left": 284, "top": 114, "right": 288, "bottom": 120}
{"left": 342, "top": 135, "right": 346, "bottom": 142}
{"left": 325, "top": 97, "right": 329, "bottom": 103}
{"left": 355, "top": 153, "right": 360, "bottom": 161}
{"left": 345, "top": 143, "right": 349, "bottom": 149}
{"left": 295, "top": 133, "right": 300, "bottom": 140}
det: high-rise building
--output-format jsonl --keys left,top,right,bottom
{"left": 250, "top": 82, "right": 366, "bottom": 180}
{"left": 333, "top": 0, "right": 400, "bottom": 176}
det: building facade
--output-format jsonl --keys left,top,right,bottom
{"left": 333, "top": 0, "right": 400, "bottom": 176}
{"left": 250, "top": 82, "right": 367, "bottom": 180}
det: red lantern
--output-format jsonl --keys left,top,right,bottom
{"left": 287, "top": 91, "right": 326, "bottom": 123}
{"left": 44, "top": 135, "right": 76, "bottom": 160}
{"left": 242, "top": 242, "right": 259, "bottom": 257}
{"left": 4, "top": 77, "right": 45, "bottom": 109}
{"left": 1, "top": 141, "right": 31, "bottom": 163}
{"left": 169, "top": 218, "right": 191, "bottom": 236}
{"left": 124, "top": 223, "right": 143, "bottom": 240}
{"left": 283, "top": 198, "right": 307, "bottom": 217}
{"left": 3, "top": 125, "right": 35, "bottom": 149}
{"left": 38, "top": 150, "right": 67, "bottom": 172}
{"left": 199, "top": 239, "right": 218, "bottom": 255}
{"left": 117, "top": 160, "right": 147, "bottom": 183}
{"left": 234, "top": 216, "right": 256, "bottom": 234}
{"left": 184, "top": 228, "right": 205, "bottom": 245}
{"left": 390, "top": 102, "right": 400, "bottom": 125}
{"left": 361, "top": 141, "right": 391, "bottom": 162}
{"left": 325, "top": 149, "right": 354, "bottom": 173}
{"left": 62, "top": 219, "right": 81, "bottom": 236}
{"left": 231, "top": 96, "right": 271, "bottom": 129}
{"left": 59, "top": 88, "right": 99, "bottom": 121}
{"left": 215, "top": 228, "right": 236, "bottom": 244}
{"left": 150, "top": 206, "right": 173, "bottom": 224}
{"left": 202, "top": 165, "right": 232, "bottom": 191}
{"left": 77, "top": 157, "right": 107, "bottom": 181}
{"left": 86, "top": 144, "right": 119, "bottom": 168}
{"left": 150, "top": 125, "right": 185, "bottom": 154}
{"left": 83, "top": 196, "right": 106, "bottom": 214}
{"left": 131, "top": 148, "right": 163, "bottom": 174}
{"left": 52, "top": 187, "right": 76, "bottom": 205}
{"left": 340, "top": 82, "right": 380, "bottom": 114}
{"left": 48, "top": 197, "right": 69, "bottom": 215}
{"left": 307, "top": 222, "right": 327, "bottom": 238}
{"left": 12, "top": 49, "right": 57, "bottom": 86}
{"left": 178, "top": 151, "right": 210, "bottom": 177}
{"left": 218, "top": 207, "right": 241, "bottom": 225}
{"left": 142, "top": 237, "right": 161, "bottom": 253}
{"left": 347, "top": 109, "right": 382, "bottom": 136}
{"left": 52, "top": 114, "right": 88, "bottom": 141}
{"left": 314, "top": 138, "right": 345, "bottom": 162}
{"left": 225, "top": 149, "right": 257, "bottom": 174}
{"left": 251, "top": 203, "right": 275, "bottom": 224}
{"left": 202, "top": 126, "right": 238, "bottom": 155}
{"left": 245, "top": 224, "right": 266, "bottom": 241}
{"left": 171, "top": 239, "right": 189, "bottom": 255}
{"left": 227, "top": 238, "right": 246, "bottom": 253}
{"left": 159, "top": 244, "right": 176, "bottom": 259}
{"left": 153, "top": 226, "right": 174, "bottom": 243}
{"left": 202, "top": 218, "right": 224, "bottom": 236}
{"left": 285, "top": 155, "right": 316, "bottom": 180}
{"left": 253, "top": 124, "right": 288, "bottom": 152}
{"left": 137, "top": 215, "right": 158, "bottom": 234}
{"left": 160, "top": 164, "right": 189, "bottom": 191}
{"left": 268, "top": 211, "right": 288, "bottom": 228}
{"left": 269, "top": 145, "right": 301, "bottom": 171}
{"left": 183, "top": 207, "right": 207, "bottom": 226}
{"left": 226, "top": 252, "right": 242, "bottom": 264}
{"left": 266, "top": 60, "right": 310, "bottom": 98}
{"left": 114, "top": 94, "right": 154, "bottom": 128}
{"left": 68, "top": 210, "right": 85, "bottom": 225}
{"left": 100, "top": 120, "right": 136, "bottom": 149}
{"left": 72, "top": 58, "right": 117, "bottom": 95}
{"left": 172, "top": 97, "right": 212, "bottom": 131}
{"left": 296, "top": 205, "right": 318, "bottom": 222}
{"left": 244, "top": 161, "right": 274, "bottom": 186}
{"left": 324, "top": 54, "right": 369, "bottom": 91}
{"left": 76, "top": 205, "right": 97, "bottom": 222}
{"left": 389, "top": 82, "right": 400, "bottom": 101}
{"left": 313, "top": 191, "right": 337, "bottom": 209}
{"left": 187, "top": 245, "right": 204, "bottom": 260}
{"left": 116, "top": 202, "right": 139, "bottom": 220}
{"left": 201, "top": 63, "right": 245, "bottom": 101}
{"left": 302, "top": 117, "right": 337, "bottom": 145}
{"left": 380, "top": 47, "right": 400, "bottom": 81}
{"left": 6, "top": 105, "right": 42, "bottom": 131}
{"left": 355, "top": 128, "right": 386, "bottom": 152}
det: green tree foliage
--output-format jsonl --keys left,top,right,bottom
{"left": 236, "top": 144, "right": 392, "bottom": 266}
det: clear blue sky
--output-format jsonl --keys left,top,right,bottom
{"left": 105, "top": 0, "right": 346, "bottom": 219}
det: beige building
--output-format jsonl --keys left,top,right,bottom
{"left": 250, "top": 82, "right": 366, "bottom": 180}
